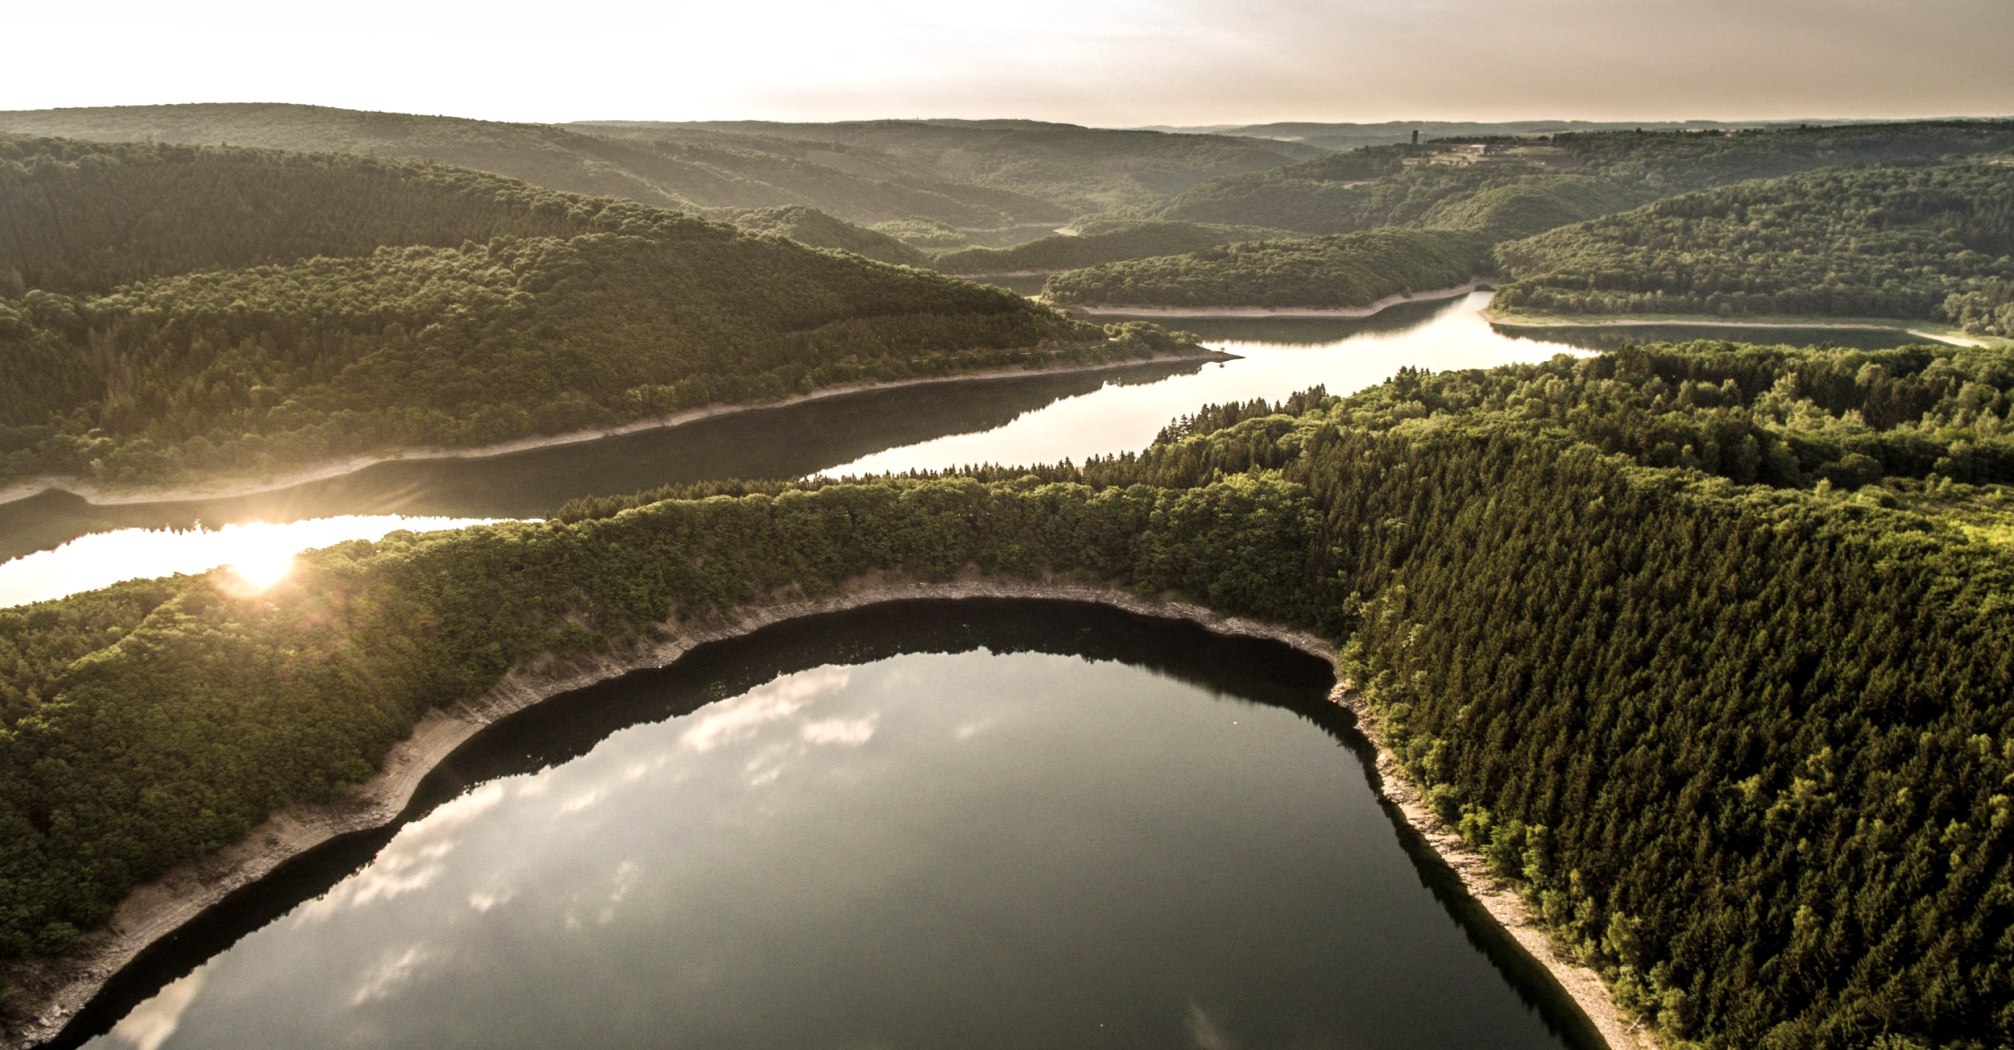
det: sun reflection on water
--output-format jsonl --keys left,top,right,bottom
{"left": 0, "top": 515, "right": 501, "bottom": 607}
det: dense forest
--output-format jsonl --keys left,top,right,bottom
{"left": 1153, "top": 121, "right": 2014, "bottom": 237}
{"left": 0, "top": 105, "right": 1316, "bottom": 230}
{"left": 581, "top": 118, "right": 1325, "bottom": 216}
{"left": 0, "top": 139, "right": 1192, "bottom": 488}
{"left": 0, "top": 138, "right": 620, "bottom": 295}
{"left": 724, "top": 205, "right": 929, "bottom": 267}
{"left": 871, "top": 217, "right": 973, "bottom": 251}
{"left": 1040, "top": 228, "right": 1487, "bottom": 309}
{"left": 1492, "top": 162, "right": 2014, "bottom": 332}
{"left": 931, "top": 220, "right": 1286, "bottom": 274}
{"left": 6, "top": 337, "right": 2013, "bottom": 1049}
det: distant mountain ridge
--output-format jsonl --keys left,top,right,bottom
{"left": 1141, "top": 117, "right": 1879, "bottom": 152}
{"left": 0, "top": 104, "right": 1318, "bottom": 230}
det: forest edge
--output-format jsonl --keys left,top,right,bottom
{"left": 0, "top": 574, "right": 1648, "bottom": 1050}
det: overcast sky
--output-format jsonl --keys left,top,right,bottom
{"left": 8, "top": 0, "right": 2010, "bottom": 126}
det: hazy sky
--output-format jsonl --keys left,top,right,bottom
{"left": 8, "top": 0, "right": 2010, "bottom": 126}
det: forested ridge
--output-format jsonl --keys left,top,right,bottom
{"left": 579, "top": 117, "right": 1325, "bottom": 216}
{"left": 0, "top": 105, "right": 1319, "bottom": 230}
{"left": 0, "top": 137, "right": 619, "bottom": 295}
{"left": 1033, "top": 123, "right": 2014, "bottom": 311}
{"left": 0, "top": 104, "right": 1044, "bottom": 228}
{"left": 725, "top": 205, "right": 930, "bottom": 267}
{"left": 0, "top": 139, "right": 1179, "bottom": 489}
{"left": 931, "top": 220, "right": 1287, "bottom": 274}
{"left": 1493, "top": 162, "right": 2014, "bottom": 334}
{"left": 5, "top": 337, "right": 2013, "bottom": 1048}
{"left": 1153, "top": 121, "right": 2014, "bottom": 237}
{"left": 1040, "top": 228, "right": 1488, "bottom": 309}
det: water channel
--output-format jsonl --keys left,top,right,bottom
{"left": 5, "top": 291, "right": 1921, "bottom": 605}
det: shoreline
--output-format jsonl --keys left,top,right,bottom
{"left": 3, "top": 576, "right": 1639, "bottom": 1050}
{"left": 1483, "top": 309, "right": 1990, "bottom": 349}
{"left": 0, "top": 347, "right": 1232, "bottom": 512}
{"left": 1057, "top": 280, "right": 1488, "bottom": 319}
{"left": 1331, "top": 681, "right": 1657, "bottom": 1050}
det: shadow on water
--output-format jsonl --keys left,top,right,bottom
{"left": 0, "top": 359, "right": 1208, "bottom": 562}
{"left": 49, "top": 599, "right": 1603, "bottom": 1050}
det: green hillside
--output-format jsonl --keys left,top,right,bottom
{"left": 933, "top": 220, "right": 1289, "bottom": 274}
{"left": 1155, "top": 121, "right": 2014, "bottom": 237}
{"left": 1041, "top": 228, "right": 1488, "bottom": 309}
{"left": 0, "top": 137, "right": 625, "bottom": 296}
{"left": 1493, "top": 162, "right": 2014, "bottom": 333}
{"left": 871, "top": 218, "right": 972, "bottom": 250}
{"left": 0, "top": 142, "right": 1172, "bottom": 489}
{"left": 0, "top": 104, "right": 1055, "bottom": 228}
{"left": 577, "top": 117, "right": 1324, "bottom": 215}
{"left": 726, "top": 205, "right": 929, "bottom": 267}
{"left": 6, "top": 338, "right": 2013, "bottom": 1049}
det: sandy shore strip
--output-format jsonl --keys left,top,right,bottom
{"left": 1332, "top": 681, "right": 1659, "bottom": 1049}
{"left": 1059, "top": 280, "right": 1488, "bottom": 319}
{"left": 1484, "top": 310, "right": 1989, "bottom": 349}
{"left": 0, "top": 347, "right": 1232, "bottom": 511}
{"left": 2, "top": 574, "right": 1639, "bottom": 1050}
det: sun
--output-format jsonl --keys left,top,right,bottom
{"left": 219, "top": 524, "right": 304, "bottom": 594}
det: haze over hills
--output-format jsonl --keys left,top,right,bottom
{"left": 0, "top": 105, "right": 1316, "bottom": 230}
{"left": 576, "top": 118, "right": 1326, "bottom": 216}
{"left": 6, "top": 94, "right": 2014, "bottom": 1050}
{"left": 1149, "top": 121, "right": 2014, "bottom": 235}
{"left": 1140, "top": 118, "right": 1870, "bottom": 152}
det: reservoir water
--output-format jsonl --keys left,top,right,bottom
{"left": 22, "top": 295, "right": 1934, "bottom": 1046}
{"left": 67, "top": 601, "right": 1597, "bottom": 1050}
{"left": 0, "top": 292, "right": 1930, "bottom": 604}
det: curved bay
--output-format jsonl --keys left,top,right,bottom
{"left": 64, "top": 600, "right": 1598, "bottom": 1050}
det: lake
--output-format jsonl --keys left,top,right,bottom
{"left": 65, "top": 600, "right": 1599, "bottom": 1050}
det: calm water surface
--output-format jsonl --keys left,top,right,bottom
{"left": 69, "top": 601, "right": 1594, "bottom": 1050}
{"left": 0, "top": 293, "right": 1925, "bottom": 603}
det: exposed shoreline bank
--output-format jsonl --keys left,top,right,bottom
{"left": 1057, "top": 280, "right": 1488, "bottom": 319}
{"left": 2, "top": 577, "right": 1642, "bottom": 1050}
{"left": 1332, "top": 681, "right": 1658, "bottom": 1050}
{"left": 0, "top": 347, "right": 1233, "bottom": 513}
{"left": 1483, "top": 309, "right": 1990, "bottom": 349}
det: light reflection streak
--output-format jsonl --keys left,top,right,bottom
{"left": 0, "top": 515, "right": 500, "bottom": 607}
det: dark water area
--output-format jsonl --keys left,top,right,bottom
{"left": 1500, "top": 321, "right": 1935, "bottom": 353}
{"left": 65, "top": 601, "right": 1597, "bottom": 1050}
{"left": 0, "top": 361, "right": 1204, "bottom": 564}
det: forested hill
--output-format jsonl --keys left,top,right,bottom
{"left": 0, "top": 137, "right": 633, "bottom": 295}
{"left": 1041, "top": 228, "right": 1487, "bottom": 309}
{"left": 725, "top": 205, "right": 929, "bottom": 267}
{"left": 6, "top": 338, "right": 2013, "bottom": 1049}
{"left": 931, "top": 220, "right": 1288, "bottom": 274}
{"left": 1492, "top": 161, "right": 2014, "bottom": 334}
{"left": 0, "top": 142, "right": 1185, "bottom": 489}
{"left": 0, "top": 105, "right": 1318, "bottom": 230}
{"left": 1152, "top": 120, "right": 2014, "bottom": 237}
{"left": 574, "top": 118, "right": 1326, "bottom": 216}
